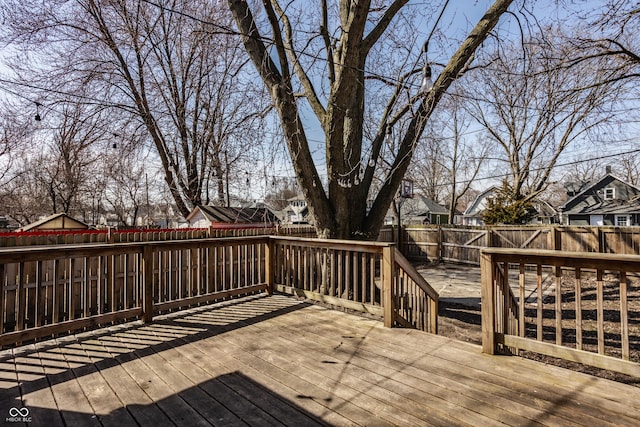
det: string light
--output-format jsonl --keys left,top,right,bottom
{"left": 34, "top": 102, "right": 42, "bottom": 122}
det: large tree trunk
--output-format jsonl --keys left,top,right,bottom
{"left": 227, "top": 0, "right": 513, "bottom": 240}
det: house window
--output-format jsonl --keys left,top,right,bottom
{"left": 604, "top": 188, "right": 615, "bottom": 200}
{"left": 616, "top": 215, "right": 630, "bottom": 226}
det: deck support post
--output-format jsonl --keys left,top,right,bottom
{"left": 480, "top": 251, "right": 496, "bottom": 354}
{"left": 382, "top": 245, "right": 395, "bottom": 328}
{"left": 265, "top": 239, "right": 274, "bottom": 295}
{"left": 142, "top": 245, "right": 154, "bottom": 323}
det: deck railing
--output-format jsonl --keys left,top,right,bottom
{"left": 0, "top": 236, "right": 271, "bottom": 346}
{"left": 271, "top": 237, "right": 438, "bottom": 333}
{"left": 0, "top": 236, "right": 437, "bottom": 347}
{"left": 481, "top": 248, "right": 640, "bottom": 377}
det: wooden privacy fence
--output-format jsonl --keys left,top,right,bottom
{"left": 380, "top": 225, "right": 640, "bottom": 264}
{"left": 481, "top": 248, "right": 640, "bottom": 378}
{"left": 0, "top": 236, "right": 437, "bottom": 347}
{"left": 0, "top": 225, "right": 317, "bottom": 247}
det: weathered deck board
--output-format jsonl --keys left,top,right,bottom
{"left": 1, "top": 294, "right": 639, "bottom": 426}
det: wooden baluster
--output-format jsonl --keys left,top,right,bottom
{"left": 36, "top": 261, "right": 44, "bottom": 328}
{"left": 596, "top": 269, "right": 604, "bottom": 354}
{"left": 480, "top": 252, "right": 496, "bottom": 354}
{"left": 337, "top": 251, "right": 343, "bottom": 299}
{"left": 83, "top": 257, "right": 90, "bottom": 318}
{"left": 555, "top": 265, "right": 562, "bottom": 346}
{"left": 575, "top": 267, "right": 582, "bottom": 350}
{"left": 519, "top": 263, "right": 525, "bottom": 338}
{"left": 620, "top": 271, "right": 629, "bottom": 360}
{"left": 330, "top": 249, "right": 336, "bottom": 297}
{"left": 142, "top": 245, "right": 154, "bottom": 323}
{"left": 536, "top": 264, "right": 543, "bottom": 341}
{"left": 265, "top": 240, "right": 273, "bottom": 295}
{"left": 16, "top": 262, "right": 25, "bottom": 333}
{"left": 382, "top": 246, "right": 395, "bottom": 328}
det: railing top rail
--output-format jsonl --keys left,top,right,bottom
{"left": 394, "top": 248, "right": 439, "bottom": 301}
{"left": 0, "top": 235, "right": 271, "bottom": 263}
{"left": 481, "top": 247, "right": 640, "bottom": 270}
{"left": 268, "top": 236, "right": 393, "bottom": 253}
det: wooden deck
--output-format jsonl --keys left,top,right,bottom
{"left": 2, "top": 294, "right": 639, "bottom": 427}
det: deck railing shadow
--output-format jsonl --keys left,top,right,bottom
{"left": 1, "top": 294, "right": 310, "bottom": 402}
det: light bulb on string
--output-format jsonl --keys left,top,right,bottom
{"left": 420, "top": 40, "right": 433, "bottom": 93}
{"left": 34, "top": 102, "right": 42, "bottom": 122}
{"left": 421, "top": 63, "right": 433, "bottom": 93}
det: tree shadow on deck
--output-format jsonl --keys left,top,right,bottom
{"left": 19, "top": 371, "right": 329, "bottom": 426}
{"left": 0, "top": 294, "right": 314, "bottom": 414}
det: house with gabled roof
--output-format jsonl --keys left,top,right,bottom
{"left": 461, "top": 186, "right": 499, "bottom": 226}
{"left": 186, "top": 205, "right": 279, "bottom": 229}
{"left": 18, "top": 213, "right": 92, "bottom": 232}
{"left": 384, "top": 194, "right": 450, "bottom": 225}
{"left": 559, "top": 172, "right": 640, "bottom": 226}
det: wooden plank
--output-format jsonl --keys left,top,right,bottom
{"left": 480, "top": 252, "right": 496, "bottom": 354}
{"left": 501, "top": 334, "right": 640, "bottom": 379}
{"left": 463, "top": 231, "right": 487, "bottom": 246}
{"left": 536, "top": 264, "right": 543, "bottom": 341}
{"left": 39, "top": 338, "right": 101, "bottom": 426}
{"left": 275, "top": 285, "right": 383, "bottom": 317}
{"left": 555, "top": 265, "right": 562, "bottom": 346}
{"left": 16, "top": 262, "right": 25, "bottom": 334}
{"left": 142, "top": 246, "right": 154, "bottom": 323}
{"left": 597, "top": 269, "right": 605, "bottom": 354}
{"left": 305, "top": 304, "right": 640, "bottom": 423}
{"left": 382, "top": 246, "right": 394, "bottom": 328}
{"left": 0, "top": 308, "right": 142, "bottom": 347}
{"left": 520, "top": 229, "right": 543, "bottom": 249}
{"left": 105, "top": 329, "right": 214, "bottom": 427}
{"left": 492, "top": 230, "right": 518, "bottom": 248}
{"left": 519, "top": 263, "right": 525, "bottom": 338}
{"left": 153, "top": 284, "right": 268, "bottom": 313}
{"left": 575, "top": 268, "right": 582, "bottom": 350}
{"left": 620, "top": 271, "right": 630, "bottom": 360}
{"left": 267, "top": 302, "right": 626, "bottom": 427}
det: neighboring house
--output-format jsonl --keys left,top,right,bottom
{"left": 529, "top": 200, "right": 559, "bottom": 225}
{"left": 461, "top": 187, "right": 498, "bottom": 226}
{"left": 384, "top": 195, "right": 450, "bottom": 225}
{"left": 559, "top": 173, "right": 640, "bottom": 226}
{"left": 283, "top": 195, "right": 310, "bottom": 224}
{"left": 18, "top": 213, "right": 92, "bottom": 232}
{"left": 186, "top": 205, "right": 279, "bottom": 228}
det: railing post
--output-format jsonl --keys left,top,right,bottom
{"left": 480, "top": 250, "right": 496, "bottom": 354}
{"left": 382, "top": 245, "right": 395, "bottom": 328}
{"left": 551, "top": 225, "right": 561, "bottom": 251}
{"left": 265, "top": 238, "right": 274, "bottom": 295}
{"left": 436, "top": 225, "right": 443, "bottom": 263}
{"left": 142, "top": 245, "right": 154, "bottom": 323}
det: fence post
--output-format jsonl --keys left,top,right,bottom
{"left": 265, "top": 238, "right": 274, "bottom": 295}
{"left": 382, "top": 245, "right": 395, "bottom": 328}
{"left": 551, "top": 225, "right": 561, "bottom": 251}
{"left": 142, "top": 245, "right": 154, "bottom": 323}
{"left": 437, "top": 225, "right": 443, "bottom": 263}
{"left": 480, "top": 250, "right": 496, "bottom": 354}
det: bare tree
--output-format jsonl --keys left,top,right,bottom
{"left": 39, "top": 103, "right": 107, "bottom": 214}
{"left": 226, "top": 0, "right": 514, "bottom": 239}
{"left": 560, "top": 1, "right": 640, "bottom": 88}
{"left": 465, "top": 30, "right": 620, "bottom": 204}
{"left": 2, "top": 0, "right": 267, "bottom": 217}
{"left": 409, "top": 93, "right": 489, "bottom": 224}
